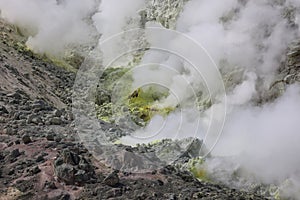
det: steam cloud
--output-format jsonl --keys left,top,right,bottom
{"left": 1, "top": 0, "right": 300, "bottom": 198}
{"left": 0, "top": 0, "right": 99, "bottom": 56}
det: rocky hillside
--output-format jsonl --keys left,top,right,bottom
{"left": 0, "top": 18, "right": 271, "bottom": 199}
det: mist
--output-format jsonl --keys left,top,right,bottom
{"left": 0, "top": 0, "right": 99, "bottom": 56}
{"left": 129, "top": 0, "right": 300, "bottom": 198}
{"left": 1, "top": 0, "right": 300, "bottom": 199}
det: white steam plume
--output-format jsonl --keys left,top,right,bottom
{"left": 92, "top": 0, "right": 146, "bottom": 66}
{"left": 127, "top": 0, "right": 300, "bottom": 198}
{"left": 0, "top": 0, "right": 99, "bottom": 56}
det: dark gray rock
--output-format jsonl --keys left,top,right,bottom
{"left": 46, "top": 133, "right": 55, "bottom": 141}
{"left": 61, "top": 149, "right": 80, "bottom": 165}
{"left": 54, "top": 148, "right": 96, "bottom": 185}
{"left": 78, "top": 158, "right": 94, "bottom": 172}
{"left": 53, "top": 109, "right": 62, "bottom": 117}
{"left": 31, "top": 166, "right": 41, "bottom": 174}
{"left": 10, "top": 149, "right": 20, "bottom": 158}
{"left": 32, "top": 99, "right": 48, "bottom": 110}
{"left": 13, "top": 112, "right": 21, "bottom": 120}
{"left": 44, "top": 181, "right": 57, "bottom": 189}
{"left": 22, "top": 134, "right": 32, "bottom": 144}
{"left": 103, "top": 171, "right": 119, "bottom": 187}
{"left": 7, "top": 91, "right": 22, "bottom": 100}
{"left": 36, "top": 155, "right": 45, "bottom": 163}
{"left": 55, "top": 164, "right": 75, "bottom": 185}
{"left": 185, "top": 138, "right": 205, "bottom": 158}
{"left": 55, "top": 157, "right": 64, "bottom": 167}
{"left": 49, "top": 117, "right": 62, "bottom": 125}
{"left": 74, "top": 170, "right": 90, "bottom": 183}
{"left": 8, "top": 142, "right": 13, "bottom": 147}
{"left": 0, "top": 105, "right": 8, "bottom": 114}
{"left": 8, "top": 169, "right": 15, "bottom": 175}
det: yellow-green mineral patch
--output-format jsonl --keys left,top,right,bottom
{"left": 95, "top": 66, "right": 176, "bottom": 125}
{"left": 128, "top": 86, "right": 174, "bottom": 125}
{"left": 188, "top": 157, "right": 210, "bottom": 182}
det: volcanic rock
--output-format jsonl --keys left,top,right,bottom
{"left": 10, "top": 149, "right": 20, "bottom": 158}
{"left": 0, "top": 105, "right": 8, "bottom": 114}
{"left": 22, "top": 134, "right": 32, "bottom": 144}
{"left": 103, "top": 171, "right": 119, "bottom": 187}
{"left": 55, "top": 164, "right": 75, "bottom": 185}
{"left": 49, "top": 117, "right": 62, "bottom": 125}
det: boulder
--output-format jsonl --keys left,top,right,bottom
{"left": 55, "top": 164, "right": 75, "bottom": 185}
{"left": 54, "top": 149, "right": 96, "bottom": 185}
{"left": 0, "top": 105, "right": 8, "bottom": 114}
{"left": 22, "top": 134, "right": 32, "bottom": 144}
{"left": 10, "top": 149, "right": 20, "bottom": 158}
{"left": 103, "top": 171, "right": 119, "bottom": 187}
{"left": 49, "top": 117, "right": 62, "bottom": 125}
